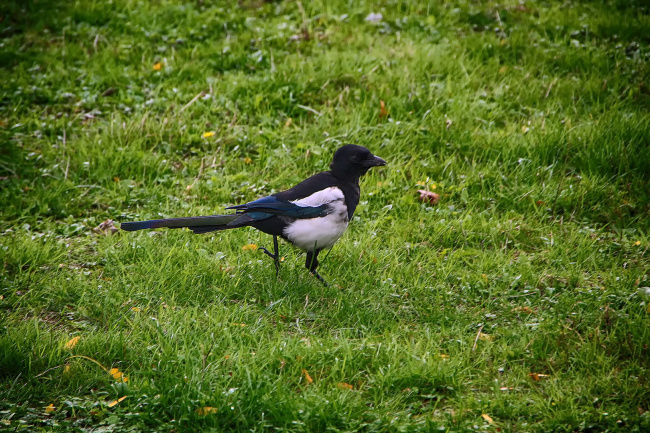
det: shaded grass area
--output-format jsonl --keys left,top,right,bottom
{"left": 1, "top": 0, "right": 649, "bottom": 431}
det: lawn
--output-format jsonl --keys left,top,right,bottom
{"left": 1, "top": 0, "right": 649, "bottom": 431}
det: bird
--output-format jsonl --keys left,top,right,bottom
{"left": 120, "top": 144, "right": 386, "bottom": 285}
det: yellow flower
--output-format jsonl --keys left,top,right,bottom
{"left": 152, "top": 62, "right": 162, "bottom": 71}
{"left": 202, "top": 131, "right": 215, "bottom": 138}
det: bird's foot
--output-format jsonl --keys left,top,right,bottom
{"left": 311, "top": 271, "right": 329, "bottom": 287}
{"left": 258, "top": 246, "right": 276, "bottom": 260}
{"left": 259, "top": 246, "right": 280, "bottom": 277}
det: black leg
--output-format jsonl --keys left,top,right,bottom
{"left": 305, "top": 249, "right": 328, "bottom": 287}
{"left": 259, "top": 235, "right": 280, "bottom": 276}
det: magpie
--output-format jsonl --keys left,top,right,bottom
{"left": 120, "top": 144, "right": 386, "bottom": 285}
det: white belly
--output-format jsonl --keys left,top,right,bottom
{"left": 283, "top": 200, "right": 349, "bottom": 252}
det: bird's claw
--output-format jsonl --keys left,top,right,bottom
{"left": 259, "top": 236, "right": 280, "bottom": 277}
{"left": 311, "top": 271, "right": 329, "bottom": 287}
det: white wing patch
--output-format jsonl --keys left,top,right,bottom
{"left": 290, "top": 187, "right": 344, "bottom": 208}
{"left": 283, "top": 199, "right": 349, "bottom": 252}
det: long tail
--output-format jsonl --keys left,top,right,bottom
{"left": 120, "top": 214, "right": 244, "bottom": 234}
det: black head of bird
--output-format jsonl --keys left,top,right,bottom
{"left": 330, "top": 144, "right": 387, "bottom": 180}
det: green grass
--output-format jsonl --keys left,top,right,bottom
{"left": 1, "top": 0, "right": 650, "bottom": 431}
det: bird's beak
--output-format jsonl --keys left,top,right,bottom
{"left": 363, "top": 155, "right": 387, "bottom": 167}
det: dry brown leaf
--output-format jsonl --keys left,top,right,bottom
{"left": 513, "top": 306, "right": 535, "bottom": 314}
{"left": 379, "top": 100, "right": 388, "bottom": 118}
{"left": 45, "top": 404, "right": 55, "bottom": 413}
{"left": 529, "top": 373, "right": 550, "bottom": 381}
{"left": 417, "top": 190, "right": 440, "bottom": 205}
{"left": 302, "top": 368, "right": 313, "bottom": 384}
{"left": 337, "top": 382, "right": 353, "bottom": 390}
{"left": 95, "top": 219, "right": 119, "bottom": 235}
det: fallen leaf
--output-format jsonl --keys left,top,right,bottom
{"left": 302, "top": 369, "right": 313, "bottom": 384}
{"left": 242, "top": 244, "right": 258, "bottom": 251}
{"left": 379, "top": 100, "right": 388, "bottom": 118}
{"left": 113, "top": 176, "right": 120, "bottom": 183}
{"left": 196, "top": 406, "right": 218, "bottom": 416}
{"left": 482, "top": 413, "right": 494, "bottom": 424}
{"left": 63, "top": 365, "right": 71, "bottom": 374}
{"left": 152, "top": 62, "right": 162, "bottom": 71}
{"left": 95, "top": 219, "right": 119, "bottom": 235}
{"left": 65, "top": 336, "right": 80, "bottom": 349}
{"left": 417, "top": 190, "right": 440, "bottom": 205}
{"left": 529, "top": 373, "right": 550, "bottom": 381}
{"left": 45, "top": 404, "right": 55, "bottom": 413}
{"left": 243, "top": 157, "right": 252, "bottom": 164}
{"left": 513, "top": 306, "right": 535, "bottom": 314}
{"left": 202, "top": 131, "right": 215, "bottom": 138}
{"left": 337, "top": 382, "right": 353, "bottom": 390}
{"left": 107, "top": 396, "right": 127, "bottom": 408}
{"left": 131, "top": 306, "right": 141, "bottom": 312}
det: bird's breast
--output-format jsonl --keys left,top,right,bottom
{"left": 283, "top": 199, "right": 349, "bottom": 252}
